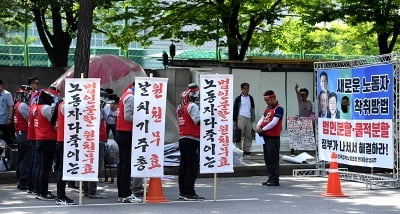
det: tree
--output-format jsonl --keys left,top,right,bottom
{"left": 263, "top": 18, "right": 378, "bottom": 56}
{"left": 297, "top": 0, "right": 400, "bottom": 55}
{"left": 74, "top": 0, "right": 95, "bottom": 78}
{"left": 97, "top": 0, "right": 300, "bottom": 61}
{"left": 0, "top": 0, "right": 29, "bottom": 40}
{"left": 28, "top": 0, "right": 78, "bottom": 67}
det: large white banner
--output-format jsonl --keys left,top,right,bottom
{"left": 132, "top": 77, "right": 168, "bottom": 177}
{"left": 318, "top": 118, "right": 393, "bottom": 169}
{"left": 317, "top": 64, "right": 394, "bottom": 169}
{"left": 63, "top": 78, "right": 100, "bottom": 181}
{"left": 199, "top": 74, "right": 234, "bottom": 174}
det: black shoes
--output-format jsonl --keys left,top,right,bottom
{"left": 177, "top": 194, "right": 205, "bottom": 201}
{"left": 243, "top": 152, "right": 253, "bottom": 156}
{"left": 262, "top": 181, "right": 280, "bottom": 186}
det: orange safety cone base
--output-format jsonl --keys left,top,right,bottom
{"left": 320, "top": 192, "right": 349, "bottom": 197}
{"left": 145, "top": 197, "right": 170, "bottom": 203}
{"left": 145, "top": 178, "right": 170, "bottom": 203}
{"left": 320, "top": 152, "right": 349, "bottom": 198}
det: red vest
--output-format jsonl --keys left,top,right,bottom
{"left": 178, "top": 103, "right": 200, "bottom": 138}
{"left": 14, "top": 102, "right": 28, "bottom": 132}
{"left": 100, "top": 118, "right": 107, "bottom": 142}
{"left": 260, "top": 104, "right": 283, "bottom": 137}
{"left": 116, "top": 90, "right": 134, "bottom": 132}
{"left": 56, "top": 102, "right": 64, "bottom": 142}
{"left": 27, "top": 103, "right": 37, "bottom": 141}
{"left": 35, "top": 104, "right": 57, "bottom": 140}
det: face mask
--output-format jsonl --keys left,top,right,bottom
{"left": 341, "top": 104, "right": 348, "bottom": 113}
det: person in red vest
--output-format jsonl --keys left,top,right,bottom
{"left": 14, "top": 85, "right": 32, "bottom": 191}
{"left": 34, "top": 89, "right": 58, "bottom": 200}
{"left": 27, "top": 90, "right": 40, "bottom": 195}
{"left": 82, "top": 91, "right": 110, "bottom": 199}
{"left": 54, "top": 100, "right": 75, "bottom": 205}
{"left": 115, "top": 82, "right": 142, "bottom": 203}
{"left": 256, "top": 90, "right": 284, "bottom": 187}
{"left": 176, "top": 83, "right": 204, "bottom": 201}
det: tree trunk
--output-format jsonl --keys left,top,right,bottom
{"left": 377, "top": 33, "right": 391, "bottom": 55}
{"left": 74, "top": 0, "right": 95, "bottom": 78}
{"left": 32, "top": 7, "right": 73, "bottom": 68}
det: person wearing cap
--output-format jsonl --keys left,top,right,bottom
{"left": 103, "top": 94, "right": 119, "bottom": 140}
{"left": 0, "top": 79, "right": 15, "bottom": 148}
{"left": 115, "top": 82, "right": 142, "bottom": 203}
{"left": 256, "top": 90, "right": 284, "bottom": 187}
{"left": 176, "top": 83, "right": 204, "bottom": 201}
{"left": 14, "top": 85, "right": 32, "bottom": 191}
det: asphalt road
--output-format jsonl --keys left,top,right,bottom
{"left": 0, "top": 176, "right": 399, "bottom": 214}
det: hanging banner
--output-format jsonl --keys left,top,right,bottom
{"left": 63, "top": 78, "right": 101, "bottom": 181}
{"left": 199, "top": 74, "right": 234, "bottom": 174}
{"left": 317, "top": 64, "right": 394, "bottom": 169}
{"left": 132, "top": 77, "right": 168, "bottom": 177}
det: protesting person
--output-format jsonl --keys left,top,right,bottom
{"left": 294, "top": 83, "right": 313, "bottom": 117}
{"left": 256, "top": 90, "right": 284, "bottom": 187}
{"left": 115, "top": 81, "right": 142, "bottom": 203}
{"left": 14, "top": 85, "right": 32, "bottom": 191}
{"left": 176, "top": 83, "right": 204, "bottom": 201}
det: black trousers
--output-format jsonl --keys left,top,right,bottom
{"left": 56, "top": 142, "right": 67, "bottom": 198}
{"left": 115, "top": 130, "right": 132, "bottom": 198}
{"left": 36, "top": 140, "right": 56, "bottom": 196}
{"left": 178, "top": 138, "right": 200, "bottom": 196}
{"left": 262, "top": 136, "right": 280, "bottom": 183}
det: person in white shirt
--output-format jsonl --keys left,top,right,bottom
{"left": 103, "top": 94, "right": 119, "bottom": 139}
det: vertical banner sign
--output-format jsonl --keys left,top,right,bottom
{"left": 63, "top": 78, "right": 101, "bottom": 181}
{"left": 132, "top": 77, "right": 168, "bottom": 177}
{"left": 317, "top": 64, "right": 394, "bottom": 169}
{"left": 199, "top": 74, "right": 234, "bottom": 174}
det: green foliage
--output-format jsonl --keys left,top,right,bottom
{"left": 260, "top": 17, "right": 378, "bottom": 56}
{"left": 297, "top": 0, "right": 400, "bottom": 54}
{"left": 95, "top": 0, "right": 293, "bottom": 60}
{"left": 0, "top": 0, "right": 31, "bottom": 39}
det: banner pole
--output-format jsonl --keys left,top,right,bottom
{"left": 79, "top": 72, "right": 84, "bottom": 205}
{"left": 213, "top": 173, "right": 217, "bottom": 201}
{"left": 143, "top": 178, "right": 148, "bottom": 203}
{"left": 79, "top": 181, "right": 83, "bottom": 205}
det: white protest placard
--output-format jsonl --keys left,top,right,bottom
{"left": 132, "top": 77, "right": 168, "bottom": 177}
{"left": 199, "top": 74, "right": 234, "bottom": 174}
{"left": 63, "top": 78, "right": 101, "bottom": 181}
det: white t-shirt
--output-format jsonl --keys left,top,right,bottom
{"left": 103, "top": 104, "right": 118, "bottom": 125}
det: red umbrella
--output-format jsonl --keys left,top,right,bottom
{"left": 51, "top": 55, "right": 147, "bottom": 97}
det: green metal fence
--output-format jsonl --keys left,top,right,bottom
{"left": 0, "top": 45, "right": 368, "bottom": 69}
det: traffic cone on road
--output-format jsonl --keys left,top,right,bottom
{"left": 145, "top": 177, "right": 170, "bottom": 203}
{"left": 321, "top": 152, "right": 349, "bottom": 197}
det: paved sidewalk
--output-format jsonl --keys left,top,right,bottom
{"left": 0, "top": 150, "right": 319, "bottom": 184}
{"left": 0, "top": 176, "right": 399, "bottom": 214}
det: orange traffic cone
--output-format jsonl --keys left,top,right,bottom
{"left": 321, "top": 152, "right": 349, "bottom": 197}
{"left": 145, "top": 177, "right": 170, "bottom": 203}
